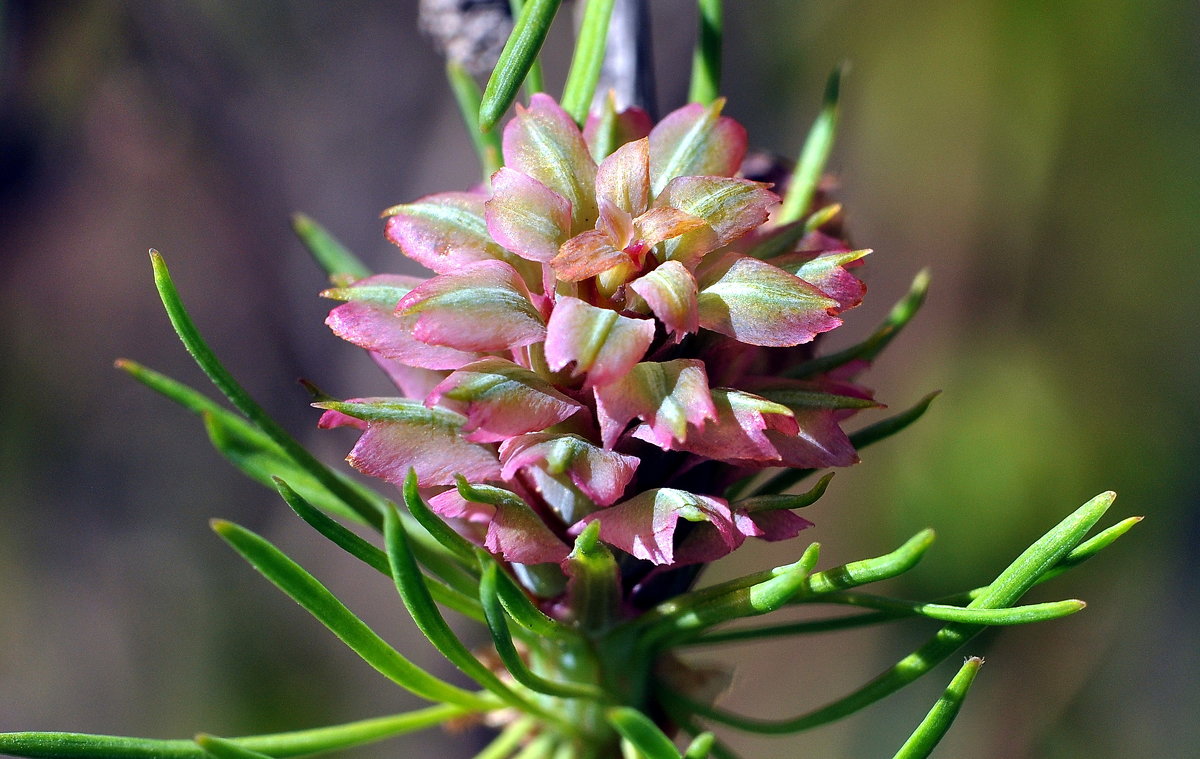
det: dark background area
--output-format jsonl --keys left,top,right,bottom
{"left": 1, "top": 2, "right": 1196, "bottom": 757}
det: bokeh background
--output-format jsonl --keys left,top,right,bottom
{"left": 2, "top": 1, "right": 1196, "bottom": 757}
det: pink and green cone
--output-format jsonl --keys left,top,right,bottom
{"left": 322, "top": 93, "right": 876, "bottom": 605}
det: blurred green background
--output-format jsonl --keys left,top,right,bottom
{"left": 1, "top": 1, "right": 1195, "bottom": 757}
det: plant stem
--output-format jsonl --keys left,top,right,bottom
{"left": 561, "top": 0, "right": 617, "bottom": 124}
{"left": 688, "top": 0, "right": 722, "bottom": 104}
